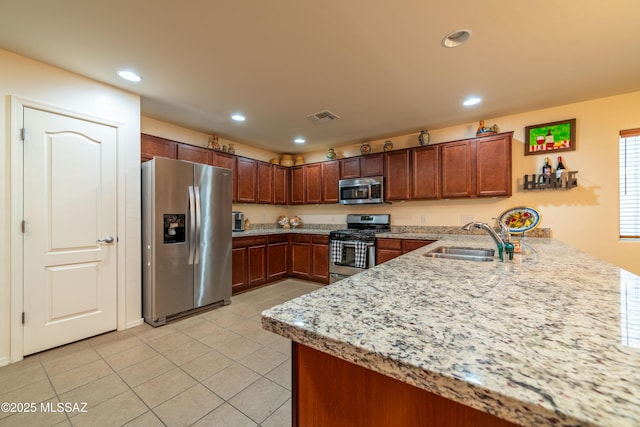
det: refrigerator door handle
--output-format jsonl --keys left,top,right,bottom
{"left": 188, "top": 185, "right": 196, "bottom": 265}
{"left": 194, "top": 185, "right": 201, "bottom": 264}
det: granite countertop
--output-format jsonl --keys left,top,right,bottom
{"left": 261, "top": 235, "right": 640, "bottom": 427}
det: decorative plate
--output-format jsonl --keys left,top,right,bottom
{"left": 498, "top": 206, "right": 541, "bottom": 233}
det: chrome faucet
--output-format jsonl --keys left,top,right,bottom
{"left": 461, "top": 221, "right": 513, "bottom": 261}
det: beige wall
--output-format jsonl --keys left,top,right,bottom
{"left": 0, "top": 49, "right": 142, "bottom": 364}
{"left": 145, "top": 92, "right": 640, "bottom": 276}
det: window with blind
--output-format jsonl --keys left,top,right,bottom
{"left": 620, "top": 128, "right": 640, "bottom": 239}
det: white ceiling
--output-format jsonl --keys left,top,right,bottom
{"left": 1, "top": 1, "right": 639, "bottom": 154}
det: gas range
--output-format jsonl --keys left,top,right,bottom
{"left": 329, "top": 214, "right": 390, "bottom": 242}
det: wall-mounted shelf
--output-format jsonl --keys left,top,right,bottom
{"left": 523, "top": 171, "right": 578, "bottom": 190}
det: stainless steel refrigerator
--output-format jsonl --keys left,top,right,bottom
{"left": 142, "top": 157, "right": 232, "bottom": 326}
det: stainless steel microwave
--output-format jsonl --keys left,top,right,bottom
{"left": 338, "top": 176, "right": 384, "bottom": 204}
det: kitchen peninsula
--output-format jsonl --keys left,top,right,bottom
{"left": 262, "top": 235, "right": 640, "bottom": 426}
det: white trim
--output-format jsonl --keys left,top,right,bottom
{"left": 126, "top": 318, "right": 144, "bottom": 329}
{"left": 0, "top": 356, "right": 10, "bottom": 367}
{"left": 9, "top": 96, "right": 126, "bottom": 361}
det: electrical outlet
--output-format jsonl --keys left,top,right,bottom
{"left": 420, "top": 215, "right": 426, "bottom": 224}
{"left": 461, "top": 215, "right": 474, "bottom": 224}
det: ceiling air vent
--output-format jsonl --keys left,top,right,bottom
{"left": 307, "top": 110, "right": 341, "bottom": 123}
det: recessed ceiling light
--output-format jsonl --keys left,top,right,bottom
{"left": 442, "top": 29, "right": 472, "bottom": 48}
{"left": 463, "top": 96, "right": 482, "bottom": 106}
{"left": 294, "top": 138, "right": 306, "bottom": 144}
{"left": 117, "top": 70, "right": 142, "bottom": 82}
{"left": 231, "top": 114, "right": 246, "bottom": 122}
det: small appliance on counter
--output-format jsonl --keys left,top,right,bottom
{"left": 232, "top": 211, "right": 245, "bottom": 231}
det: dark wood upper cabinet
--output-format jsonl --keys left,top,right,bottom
{"left": 273, "top": 165, "right": 288, "bottom": 205}
{"left": 440, "top": 140, "right": 474, "bottom": 198}
{"left": 236, "top": 157, "right": 257, "bottom": 203}
{"left": 340, "top": 157, "right": 361, "bottom": 179}
{"left": 475, "top": 133, "right": 512, "bottom": 197}
{"left": 177, "top": 144, "right": 208, "bottom": 164}
{"left": 141, "top": 134, "right": 177, "bottom": 162}
{"left": 361, "top": 153, "right": 385, "bottom": 177}
{"left": 411, "top": 145, "right": 439, "bottom": 200}
{"left": 209, "top": 151, "right": 237, "bottom": 202}
{"left": 384, "top": 150, "right": 411, "bottom": 201}
{"left": 305, "top": 163, "right": 323, "bottom": 204}
{"left": 322, "top": 160, "right": 340, "bottom": 203}
{"left": 290, "top": 166, "right": 305, "bottom": 204}
{"left": 257, "top": 161, "right": 274, "bottom": 204}
{"left": 440, "top": 132, "right": 513, "bottom": 198}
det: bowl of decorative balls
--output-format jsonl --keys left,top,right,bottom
{"left": 289, "top": 216, "right": 303, "bottom": 228}
{"left": 277, "top": 215, "right": 290, "bottom": 229}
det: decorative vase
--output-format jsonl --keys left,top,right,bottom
{"left": 418, "top": 130, "right": 430, "bottom": 146}
{"left": 227, "top": 143, "right": 235, "bottom": 154}
{"left": 208, "top": 135, "right": 220, "bottom": 150}
{"left": 383, "top": 140, "right": 393, "bottom": 152}
{"left": 326, "top": 147, "right": 336, "bottom": 160}
{"left": 360, "top": 141, "right": 372, "bottom": 155}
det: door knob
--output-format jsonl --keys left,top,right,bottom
{"left": 97, "top": 236, "right": 115, "bottom": 244}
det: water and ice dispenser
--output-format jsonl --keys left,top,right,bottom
{"left": 163, "top": 214, "right": 186, "bottom": 244}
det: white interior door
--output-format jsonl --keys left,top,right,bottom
{"left": 23, "top": 107, "right": 117, "bottom": 355}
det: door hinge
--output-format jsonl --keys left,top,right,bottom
{"left": 21, "top": 128, "right": 26, "bottom": 141}
{"left": 21, "top": 220, "right": 26, "bottom": 233}
{"left": 22, "top": 312, "right": 25, "bottom": 324}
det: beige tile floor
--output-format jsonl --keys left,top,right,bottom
{"left": 0, "top": 279, "right": 321, "bottom": 427}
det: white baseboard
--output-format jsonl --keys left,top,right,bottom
{"left": 125, "top": 318, "right": 144, "bottom": 330}
{"left": 0, "top": 356, "right": 12, "bottom": 367}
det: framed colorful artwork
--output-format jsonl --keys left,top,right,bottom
{"left": 524, "top": 118, "right": 576, "bottom": 156}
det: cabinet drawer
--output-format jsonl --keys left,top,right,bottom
{"left": 233, "top": 236, "right": 267, "bottom": 248}
{"left": 268, "top": 234, "right": 288, "bottom": 244}
{"left": 376, "top": 238, "right": 401, "bottom": 250}
{"left": 312, "top": 235, "right": 329, "bottom": 244}
{"left": 291, "top": 234, "right": 312, "bottom": 243}
{"left": 402, "top": 239, "right": 434, "bottom": 252}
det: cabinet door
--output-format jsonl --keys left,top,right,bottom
{"left": 177, "top": 144, "right": 209, "bottom": 164}
{"left": 290, "top": 166, "right": 305, "bottom": 205}
{"left": 340, "top": 157, "right": 361, "bottom": 179}
{"left": 273, "top": 165, "right": 288, "bottom": 205}
{"left": 322, "top": 161, "right": 340, "bottom": 203}
{"left": 248, "top": 245, "right": 266, "bottom": 284}
{"left": 411, "top": 146, "right": 439, "bottom": 200}
{"left": 305, "top": 164, "right": 323, "bottom": 204}
{"left": 257, "top": 161, "right": 274, "bottom": 204}
{"left": 267, "top": 242, "right": 288, "bottom": 279}
{"left": 290, "top": 242, "right": 311, "bottom": 277}
{"left": 384, "top": 150, "right": 410, "bottom": 201}
{"left": 211, "top": 152, "right": 237, "bottom": 202}
{"left": 441, "top": 141, "right": 473, "bottom": 198}
{"left": 376, "top": 238, "right": 402, "bottom": 264}
{"left": 475, "top": 133, "right": 512, "bottom": 197}
{"left": 310, "top": 243, "right": 329, "bottom": 282}
{"left": 361, "top": 153, "right": 384, "bottom": 177}
{"left": 232, "top": 247, "right": 247, "bottom": 289}
{"left": 141, "top": 134, "right": 177, "bottom": 162}
{"left": 237, "top": 157, "right": 257, "bottom": 203}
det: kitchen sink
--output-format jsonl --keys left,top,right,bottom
{"left": 423, "top": 246, "right": 495, "bottom": 262}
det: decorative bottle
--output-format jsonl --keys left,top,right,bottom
{"left": 556, "top": 156, "right": 566, "bottom": 179}
{"left": 383, "top": 140, "right": 393, "bottom": 152}
{"left": 360, "top": 141, "right": 371, "bottom": 155}
{"left": 326, "top": 147, "right": 336, "bottom": 160}
{"left": 418, "top": 130, "right": 430, "bottom": 146}
{"left": 542, "top": 157, "right": 552, "bottom": 176}
{"left": 227, "top": 143, "right": 235, "bottom": 155}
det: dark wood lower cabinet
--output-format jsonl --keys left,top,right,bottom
{"left": 267, "top": 235, "right": 288, "bottom": 280}
{"left": 233, "top": 233, "right": 329, "bottom": 294}
{"left": 289, "top": 234, "right": 329, "bottom": 284}
{"left": 232, "top": 236, "right": 267, "bottom": 294}
{"left": 376, "top": 238, "right": 435, "bottom": 265}
{"left": 293, "top": 343, "right": 518, "bottom": 427}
